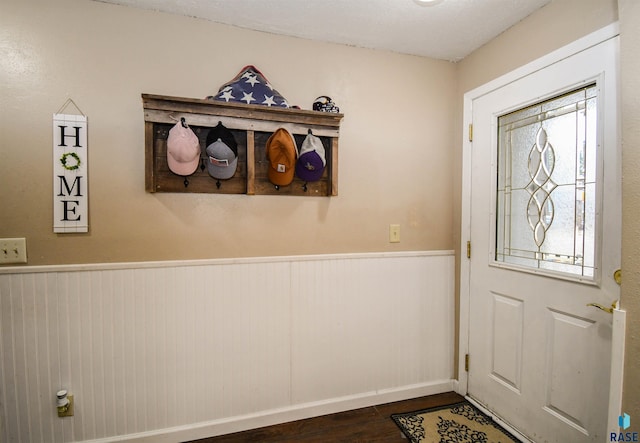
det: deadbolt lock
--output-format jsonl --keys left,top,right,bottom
{"left": 614, "top": 269, "right": 622, "bottom": 285}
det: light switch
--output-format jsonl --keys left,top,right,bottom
{"left": 0, "top": 238, "right": 27, "bottom": 264}
{"left": 389, "top": 224, "right": 400, "bottom": 243}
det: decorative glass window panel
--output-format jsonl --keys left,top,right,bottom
{"left": 495, "top": 85, "right": 597, "bottom": 278}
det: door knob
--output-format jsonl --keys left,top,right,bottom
{"left": 587, "top": 300, "right": 617, "bottom": 314}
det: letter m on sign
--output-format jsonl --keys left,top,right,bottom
{"left": 53, "top": 113, "right": 88, "bottom": 233}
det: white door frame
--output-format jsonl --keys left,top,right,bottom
{"left": 457, "top": 22, "right": 624, "bottom": 434}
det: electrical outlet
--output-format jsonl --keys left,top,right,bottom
{"left": 0, "top": 238, "right": 27, "bottom": 264}
{"left": 389, "top": 224, "right": 400, "bottom": 243}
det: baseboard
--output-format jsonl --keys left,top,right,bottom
{"left": 86, "top": 380, "right": 455, "bottom": 443}
{"left": 452, "top": 379, "right": 464, "bottom": 395}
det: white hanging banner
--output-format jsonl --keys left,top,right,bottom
{"left": 53, "top": 113, "right": 88, "bottom": 233}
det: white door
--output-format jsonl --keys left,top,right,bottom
{"left": 466, "top": 36, "right": 620, "bottom": 442}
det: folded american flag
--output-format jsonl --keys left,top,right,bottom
{"left": 208, "top": 65, "right": 293, "bottom": 108}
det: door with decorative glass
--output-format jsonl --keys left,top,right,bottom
{"left": 466, "top": 35, "right": 620, "bottom": 442}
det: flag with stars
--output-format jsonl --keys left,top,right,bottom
{"left": 208, "top": 65, "right": 294, "bottom": 108}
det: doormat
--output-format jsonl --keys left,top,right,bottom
{"left": 391, "top": 401, "right": 519, "bottom": 443}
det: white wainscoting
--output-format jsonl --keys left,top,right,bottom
{"left": 0, "top": 251, "right": 455, "bottom": 443}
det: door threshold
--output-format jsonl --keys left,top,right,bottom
{"left": 465, "top": 395, "right": 534, "bottom": 443}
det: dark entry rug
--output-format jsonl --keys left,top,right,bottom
{"left": 391, "top": 400, "right": 519, "bottom": 443}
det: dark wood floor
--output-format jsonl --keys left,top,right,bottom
{"left": 187, "top": 391, "right": 465, "bottom": 443}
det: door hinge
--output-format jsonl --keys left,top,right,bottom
{"left": 468, "top": 124, "right": 473, "bottom": 142}
{"left": 466, "top": 241, "right": 471, "bottom": 259}
{"left": 465, "top": 354, "right": 470, "bottom": 372}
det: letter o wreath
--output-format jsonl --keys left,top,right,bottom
{"left": 60, "top": 152, "right": 81, "bottom": 171}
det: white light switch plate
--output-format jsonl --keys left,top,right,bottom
{"left": 389, "top": 224, "right": 400, "bottom": 243}
{"left": 0, "top": 238, "right": 27, "bottom": 264}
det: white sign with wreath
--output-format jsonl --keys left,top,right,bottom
{"left": 53, "top": 113, "right": 88, "bottom": 233}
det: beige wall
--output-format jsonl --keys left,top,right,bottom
{"left": 0, "top": 0, "right": 456, "bottom": 266}
{"left": 620, "top": 0, "right": 640, "bottom": 422}
{"left": 456, "top": 0, "right": 619, "bottom": 94}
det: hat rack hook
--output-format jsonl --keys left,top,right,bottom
{"left": 183, "top": 177, "right": 190, "bottom": 187}
{"left": 168, "top": 113, "right": 189, "bottom": 128}
{"left": 302, "top": 182, "right": 308, "bottom": 192}
{"left": 216, "top": 180, "right": 221, "bottom": 189}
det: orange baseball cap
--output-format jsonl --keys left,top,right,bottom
{"left": 266, "top": 128, "right": 298, "bottom": 186}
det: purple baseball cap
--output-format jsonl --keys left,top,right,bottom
{"left": 295, "top": 133, "right": 326, "bottom": 182}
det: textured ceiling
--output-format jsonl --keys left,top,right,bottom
{"left": 93, "top": 0, "right": 551, "bottom": 61}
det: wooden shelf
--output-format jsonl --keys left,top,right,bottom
{"left": 142, "top": 94, "right": 343, "bottom": 196}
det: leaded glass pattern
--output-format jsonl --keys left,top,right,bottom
{"left": 495, "top": 85, "right": 597, "bottom": 278}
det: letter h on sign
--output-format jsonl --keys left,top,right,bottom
{"left": 53, "top": 113, "right": 88, "bottom": 233}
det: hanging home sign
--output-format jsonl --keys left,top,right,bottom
{"left": 53, "top": 103, "right": 88, "bottom": 233}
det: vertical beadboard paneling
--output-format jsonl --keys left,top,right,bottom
{"left": 120, "top": 269, "right": 137, "bottom": 436}
{"left": 107, "top": 269, "right": 125, "bottom": 436}
{"left": 18, "top": 274, "right": 34, "bottom": 443}
{"left": 0, "top": 252, "right": 454, "bottom": 443}
{"left": 101, "top": 270, "right": 119, "bottom": 439}
{"left": 0, "top": 275, "right": 18, "bottom": 442}
{"left": 0, "top": 275, "right": 9, "bottom": 440}
{"left": 212, "top": 261, "right": 291, "bottom": 418}
{"left": 35, "top": 274, "right": 52, "bottom": 442}
{"left": 55, "top": 272, "right": 74, "bottom": 442}
{"left": 290, "top": 254, "right": 454, "bottom": 404}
